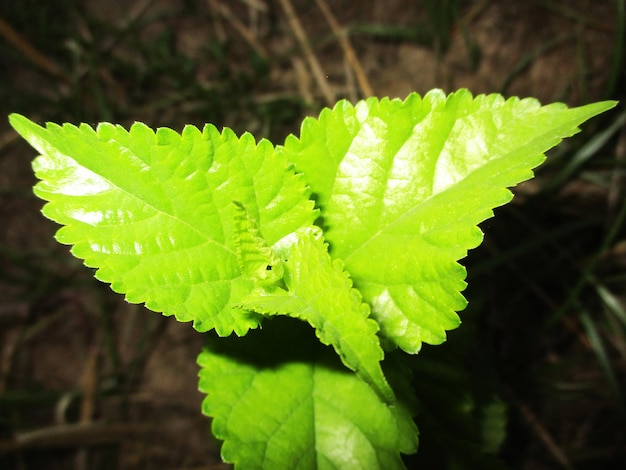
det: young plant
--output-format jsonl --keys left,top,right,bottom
{"left": 9, "top": 89, "right": 615, "bottom": 468}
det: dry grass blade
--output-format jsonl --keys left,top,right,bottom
{"left": 235, "top": 0, "right": 267, "bottom": 11}
{"left": 511, "top": 394, "right": 574, "bottom": 470}
{"left": 0, "top": 15, "right": 68, "bottom": 82}
{"left": 2, "top": 422, "right": 159, "bottom": 451}
{"left": 314, "top": 0, "right": 374, "bottom": 97}
{"left": 209, "top": 0, "right": 269, "bottom": 59}
{"left": 277, "top": 0, "right": 334, "bottom": 106}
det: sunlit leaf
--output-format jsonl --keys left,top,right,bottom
{"left": 9, "top": 115, "right": 316, "bottom": 335}
{"left": 282, "top": 90, "right": 616, "bottom": 353}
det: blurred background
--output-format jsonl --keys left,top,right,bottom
{"left": 0, "top": 0, "right": 624, "bottom": 469}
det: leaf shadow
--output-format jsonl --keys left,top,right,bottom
{"left": 202, "top": 316, "right": 346, "bottom": 372}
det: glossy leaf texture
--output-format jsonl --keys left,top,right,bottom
{"left": 198, "top": 319, "right": 418, "bottom": 469}
{"left": 238, "top": 227, "right": 395, "bottom": 404}
{"left": 281, "top": 89, "right": 617, "bottom": 353}
{"left": 9, "top": 115, "right": 316, "bottom": 335}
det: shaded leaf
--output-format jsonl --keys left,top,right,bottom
{"left": 198, "top": 319, "right": 418, "bottom": 469}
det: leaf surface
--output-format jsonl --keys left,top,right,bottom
{"left": 238, "top": 227, "right": 394, "bottom": 403}
{"left": 281, "top": 90, "right": 616, "bottom": 352}
{"left": 9, "top": 115, "right": 316, "bottom": 335}
{"left": 232, "top": 201, "right": 285, "bottom": 286}
{"left": 198, "top": 319, "right": 417, "bottom": 469}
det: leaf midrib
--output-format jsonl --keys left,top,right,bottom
{"left": 337, "top": 110, "right": 458, "bottom": 267}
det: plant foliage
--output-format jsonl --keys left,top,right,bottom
{"left": 9, "top": 89, "right": 615, "bottom": 468}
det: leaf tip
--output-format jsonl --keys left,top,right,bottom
{"left": 8, "top": 113, "right": 41, "bottom": 139}
{"left": 8, "top": 112, "right": 25, "bottom": 127}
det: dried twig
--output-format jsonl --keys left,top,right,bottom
{"left": 0, "top": 15, "right": 68, "bottom": 81}
{"left": 1, "top": 422, "right": 158, "bottom": 451}
{"left": 314, "top": 0, "right": 374, "bottom": 97}
{"left": 209, "top": 0, "right": 269, "bottom": 59}
{"left": 207, "top": 0, "right": 228, "bottom": 42}
{"left": 505, "top": 389, "right": 574, "bottom": 470}
{"left": 75, "top": 348, "right": 99, "bottom": 470}
{"left": 235, "top": 0, "right": 267, "bottom": 11}
{"left": 292, "top": 57, "right": 314, "bottom": 104}
{"left": 343, "top": 57, "right": 358, "bottom": 103}
{"left": 277, "top": 0, "right": 334, "bottom": 106}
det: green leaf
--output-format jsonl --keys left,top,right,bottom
{"left": 232, "top": 201, "right": 284, "bottom": 286}
{"left": 238, "top": 227, "right": 395, "bottom": 404}
{"left": 198, "top": 319, "right": 418, "bottom": 469}
{"left": 9, "top": 114, "right": 316, "bottom": 335}
{"left": 281, "top": 89, "right": 617, "bottom": 353}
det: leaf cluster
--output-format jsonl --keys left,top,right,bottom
{"left": 9, "top": 89, "right": 615, "bottom": 468}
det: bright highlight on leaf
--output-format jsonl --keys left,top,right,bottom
{"left": 281, "top": 89, "right": 617, "bottom": 353}
{"left": 8, "top": 114, "right": 316, "bottom": 336}
{"left": 9, "top": 89, "right": 616, "bottom": 470}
